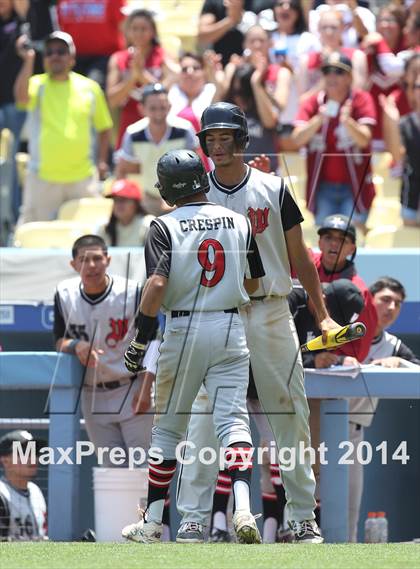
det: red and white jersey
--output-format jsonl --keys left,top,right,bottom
{"left": 208, "top": 167, "right": 300, "bottom": 298}
{"left": 0, "top": 478, "right": 47, "bottom": 541}
{"left": 55, "top": 275, "right": 140, "bottom": 385}
{"left": 145, "top": 202, "right": 264, "bottom": 312}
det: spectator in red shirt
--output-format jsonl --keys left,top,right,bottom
{"left": 311, "top": 213, "right": 377, "bottom": 363}
{"left": 292, "top": 52, "right": 376, "bottom": 228}
{"left": 106, "top": 9, "right": 178, "bottom": 149}
{"left": 298, "top": 9, "right": 368, "bottom": 101}
{"left": 360, "top": 3, "right": 408, "bottom": 149}
{"left": 57, "top": 0, "right": 126, "bottom": 89}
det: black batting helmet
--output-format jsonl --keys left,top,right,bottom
{"left": 155, "top": 150, "right": 209, "bottom": 207}
{"left": 197, "top": 102, "right": 249, "bottom": 156}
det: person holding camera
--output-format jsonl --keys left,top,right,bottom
{"left": 291, "top": 52, "right": 376, "bottom": 228}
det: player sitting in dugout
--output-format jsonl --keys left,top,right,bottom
{"left": 0, "top": 430, "right": 47, "bottom": 541}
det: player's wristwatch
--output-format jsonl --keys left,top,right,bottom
{"left": 124, "top": 340, "right": 147, "bottom": 373}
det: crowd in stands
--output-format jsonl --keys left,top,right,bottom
{"left": 1, "top": 0, "right": 419, "bottom": 246}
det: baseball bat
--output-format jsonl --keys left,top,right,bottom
{"left": 301, "top": 322, "right": 366, "bottom": 353}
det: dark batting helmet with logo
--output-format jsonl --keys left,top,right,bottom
{"left": 197, "top": 102, "right": 249, "bottom": 156}
{"left": 155, "top": 150, "right": 209, "bottom": 206}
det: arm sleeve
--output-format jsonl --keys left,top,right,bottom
{"left": 117, "top": 130, "right": 139, "bottom": 164}
{"left": 294, "top": 95, "right": 318, "bottom": 125}
{"left": 281, "top": 185, "right": 304, "bottom": 231}
{"left": 53, "top": 291, "right": 66, "bottom": 342}
{"left": 394, "top": 341, "right": 420, "bottom": 366}
{"left": 245, "top": 234, "right": 265, "bottom": 279}
{"left": 185, "top": 126, "right": 199, "bottom": 150}
{"left": 92, "top": 83, "right": 113, "bottom": 132}
{"left": 0, "top": 494, "right": 10, "bottom": 540}
{"left": 353, "top": 91, "right": 377, "bottom": 126}
{"left": 144, "top": 220, "right": 172, "bottom": 278}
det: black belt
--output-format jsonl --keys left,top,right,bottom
{"left": 171, "top": 308, "right": 238, "bottom": 318}
{"left": 250, "top": 295, "right": 267, "bottom": 301}
{"left": 96, "top": 376, "right": 137, "bottom": 390}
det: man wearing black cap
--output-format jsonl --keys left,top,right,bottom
{"left": 292, "top": 52, "right": 376, "bottom": 228}
{"left": 311, "top": 213, "right": 377, "bottom": 362}
{"left": 14, "top": 31, "right": 112, "bottom": 225}
{"left": 0, "top": 430, "right": 47, "bottom": 541}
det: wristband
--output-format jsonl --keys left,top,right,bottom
{"left": 67, "top": 339, "right": 80, "bottom": 354}
{"left": 134, "top": 313, "right": 158, "bottom": 345}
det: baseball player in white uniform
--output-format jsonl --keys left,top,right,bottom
{"left": 0, "top": 430, "right": 47, "bottom": 541}
{"left": 54, "top": 235, "right": 157, "bottom": 467}
{"left": 176, "top": 103, "right": 339, "bottom": 543}
{"left": 121, "top": 149, "right": 265, "bottom": 544}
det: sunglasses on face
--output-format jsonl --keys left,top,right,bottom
{"left": 181, "top": 65, "right": 202, "bottom": 73}
{"left": 320, "top": 25, "right": 340, "bottom": 31}
{"left": 322, "top": 67, "right": 347, "bottom": 76}
{"left": 45, "top": 47, "right": 68, "bottom": 57}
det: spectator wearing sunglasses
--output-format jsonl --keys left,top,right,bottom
{"left": 298, "top": 9, "right": 368, "bottom": 101}
{"left": 14, "top": 31, "right": 112, "bottom": 225}
{"left": 292, "top": 53, "right": 376, "bottom": 229}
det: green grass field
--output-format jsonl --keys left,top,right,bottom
{"left": 1, "top": 543, "right": 419, "bottom": 569}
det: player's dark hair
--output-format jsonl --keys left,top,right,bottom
{"left": 72, "top": 235, "right": 108, "bottom": 259}
{"left": 104, "top": 202, "right": 146, "bottom": 247}
{"left": 369, "top": 277, "right": 406, "bottom": 301}
{"left": 124, "top": 9, "right": 159, "bottom": 46}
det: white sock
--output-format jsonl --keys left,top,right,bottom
{"left": 162, "top": 524, "right": 171, "bottom": 542}
{"left": 233, "top": 480, "right": 250, "bottom": 512}
{"left": 147, "top": 499, "right": 164, "bottom": 523}
{"left": 212, "top": 511, "right": 227, "bottom": 532}
{"left": 263, "top": 517, "right": 278, "bottom": 543}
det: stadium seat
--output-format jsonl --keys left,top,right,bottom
{"left": 14, "top": 221, "right": 94, "bottom": 248}
{"left": 15, "top": 152, "right": 29, "bottom": 188}
{"left": 160, "top": 34, "right": 182, "bottom": 59}
{"left": 371, "top": 152, "right": 392, "bottom": 179}
{"left": 279, "top": 152, "right": 306, "bottom": 179}
{"left": 297, "top": 198, "right": 315, "bottom": 228}
{"left": 364, "top": 225, "right": 420, "bottom": 249}
{"left": 57, "top": 197, "right": 113, "bottom": 225}
{"left": 366, "top": 197, "right": 402, "bottom": 230}
{"left": 302, "top": 225, "right": 321, "bottom": 247}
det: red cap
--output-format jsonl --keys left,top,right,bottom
{"left": 368, "top": 512, "right": 377, "bottom": 518}
{"left": 108, "top": 179, "right": 142, "bottom": 201}
{"left": 377, "top": 512, "right": 386, "bottom": 517}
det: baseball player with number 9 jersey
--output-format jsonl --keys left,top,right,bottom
{"left": 176, "top": 103, "right": 339, "bottom": 544}
{"left": 122, "top": 149, "right": 265, "bottom": 545}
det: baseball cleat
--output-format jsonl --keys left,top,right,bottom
{"left": 277, "top": 524, "right": 295, "bottom": 543}
{"left": 232, "top": 510, "right": 262, "bottom": 544}
{"left": 288, "top": 520, "right": 323, "bottom": 544}
{"left": 122, "top": 510, "right": 162, "bottom": 544}
{"left": 176, "top": 521, "right": 204, "bottom": 543}
{"left": 209, "top": 528, "right": 231, "bottom": 543}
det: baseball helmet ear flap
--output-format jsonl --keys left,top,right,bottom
{"left": 197, "top": 102, "right": 249, "bottom": 157}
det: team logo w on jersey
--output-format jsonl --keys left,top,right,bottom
{"left": 105, "top": 318, "right": 128, "bottom": 348}
{"left": 247, "top": 207, "right": 270, "bottom": 236}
